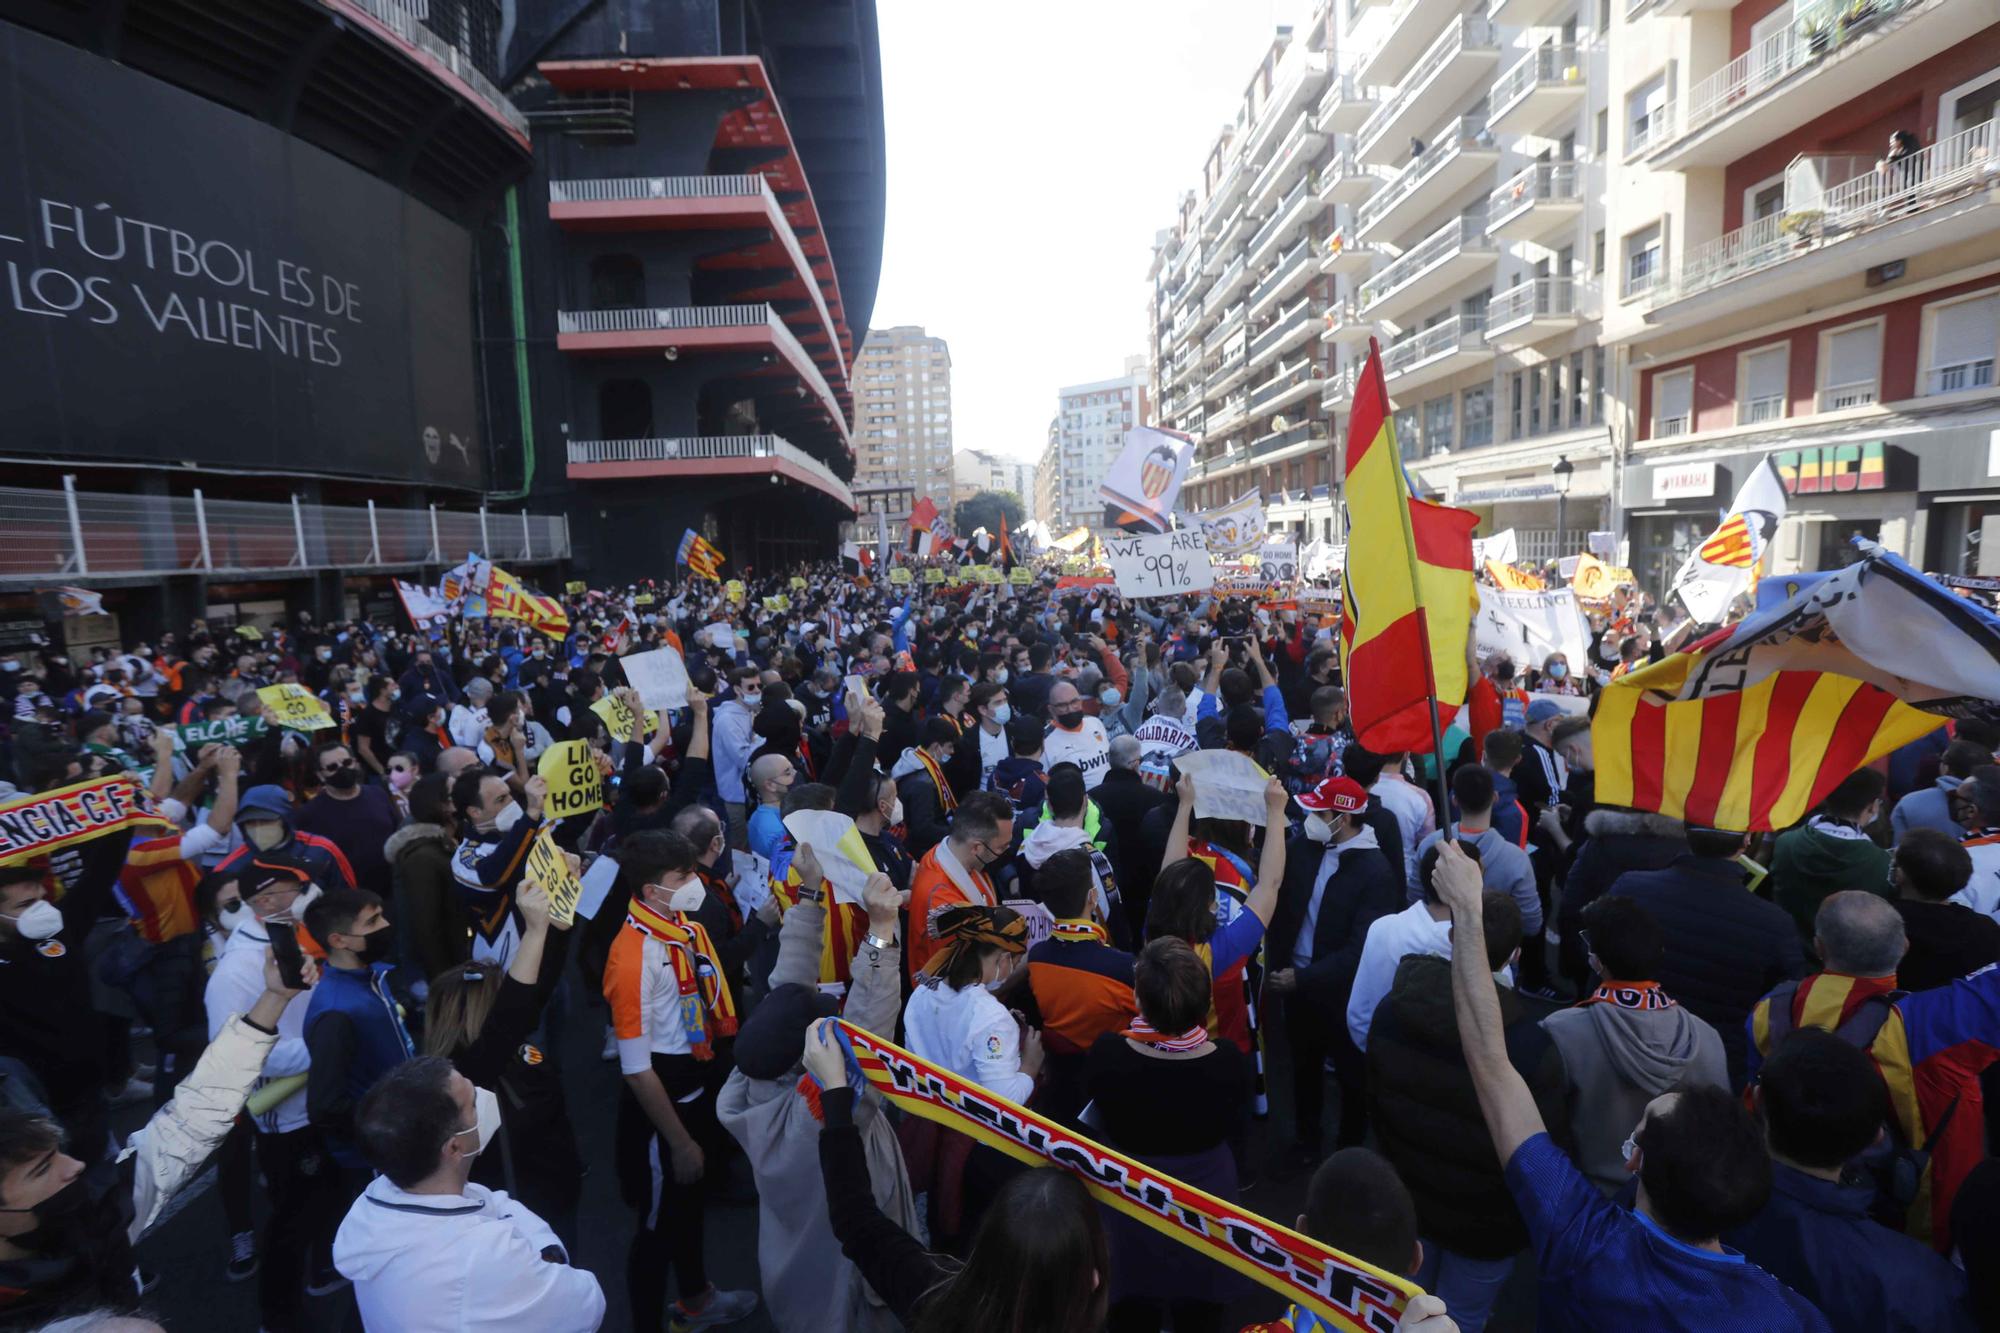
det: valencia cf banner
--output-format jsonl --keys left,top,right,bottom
{"left": 0, "top": 773, "right": 172, "bottom": 865}
{"left": 831, "top": 1020, "right": 1420, "bottom": 1331}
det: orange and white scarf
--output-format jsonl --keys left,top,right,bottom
{"left": 626, "top": 896, "right": 738, "bottom": 1059}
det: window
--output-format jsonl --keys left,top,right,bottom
{"left": 1943, "top": 70, "right": 2000, "bottom": 136}
{"left": 1509, "top": 372, "right": 1525, "bottom": 439}
{"left": 1623, "top": 222, "right": 1663, "bottom": 299}
{"left": 1747, "top": 176, "right": 1787, "bottom": 226}
{"left": 1551, "top": 359, "right": 1566, "bottom": 431}
{"left": 1595, "top": 109, "right": 1609, "bottom": 156}
{"left": 1529, "top": 365, "right": 1545, "bottom": 436}
{"left": 1819, "top": 322, "right": 1882, "bottom": 409}
{"left": 1394, "top": 407, "right": 1418, "bottom": 461}
{"left": 1423, "top": 395, "right": 1455, "bottom": 455}
{"left": 1593, "top": 347, "right": 1607, "bottom": 423}
{"left": 1462, "top": 385, "right": 1493, "bottom": 449}
{"left": 587, "top": 254, "right": 645, "bottom": 309}
{"left": 1739, "top": 344, "right": 1789, "bottom": 423}
{"left": 598, "top": 379, "right": 653, "bottom": 439}
{"left": 1593, "top": 230, "right": 1607, "bottom": 276}
{"left": 1653, "top": 368, "right": 1693, "bottom": 437}
{"left": 1627, "top": 73, "right": 1669, "bottom": 153}
{"left": 1925, "top": 293, "right": 2000, "bottom": 394}
{"left": 1570, "top": 351, "right": 1587, "bottom": 426}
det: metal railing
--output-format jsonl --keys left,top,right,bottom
{"left": 1316, "top": 148, "right": 1375, "bottom": 200}
{"left": 1486, "top": 276, "right": 1577, "bottom": 332}
{"left": 1383, "top": 314, "right": 1489, "bottom": 379}
{"left": 1246, "top": 174, "right": 1315, "bottom": 261}
{"left": 1204, "top": 255, "right": 1248, "bottom": 313}
{"left": 1357, "top": 116, "right": 1494, "bottom": 235}
{"left": 555, "top": 304, "right": 845, "bottom": 429}
{"left": 1658, "top": 120, "right": 2000, "bottom": 303}
{"left": 1208, "top": 394, "right": 1250, "bottom": 435}
{"left": 1360, "top": 214, "right": 1494, "bottom": 312}
{"left": 549, "top": 174, "right": 767, "bottom": 203}
{"left": 1628, "top": 103, "right": 1673, "bottom": 156}
{"left": 0, "top": 482, "right": 570, "bottom": 583}
{"left": 1250, "top": 296, "right": 1317, "bottom": 363}
{"left": 565, "top": 434, "right": 854, "bottom": 508}
{"left": 1491, "top": 43, "right": 1583, "bottom": 121}
{"left": 1250, "top": 421, "right": 1320, "bottom": 459}
{"left": 1358, "top": 18, "right": 1498, "bottom": 157}
{"left": 1249, "top": 240, "right": 1314, "bottom": 314}
{"left": 1317, "top": 72, "right": 1379, "bottom": 129}
{"left": 1488, "top": 161, "right": 1582, "bottom": 228}
{"left": 1322, "top": 362, "right": 1362, "bottom": 406}
{"left": 1673, "top": 0, "right": 1922, "bottom": 146}
{"left": 329, "top": 0, "right": 528, "bottom": 136}
{"left": 1248, "top": 355, "right": 1323, "bottom": 413}
{"left": 1203, "top": 303, "right": 1248, "bottom": 352}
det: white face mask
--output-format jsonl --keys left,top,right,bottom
{"left": 991, "top": 703, "right": 1012, "bottom": 726}
{"left": 1303, "top": 813, "right": 1336, "bottom": 844}
{"left": 243, "top": 820, "right": 287, "bottom": 852}
{"left": 994, "top": 668, "right": 1009, "bottom": 685}
{"left": 216, "top": 902, "right": 250, "bottom": 936}
{"left": 492, "top": 801, "right": 525, "bottom": 833}
{"left": 4, "top": 899, "right": 63, "bottom": 941}
{"left": 888, "top": 797, "right": 905, "bottom": 825}
{"left": 457, "top": 1085, "right": 502, "bottom": 1157}
{"left": 741, "top": 691, "right": 762, "bottom": 710}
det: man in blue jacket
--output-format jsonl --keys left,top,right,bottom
{"left": 304, "top": 888, "right": 415, "bottom": 1174}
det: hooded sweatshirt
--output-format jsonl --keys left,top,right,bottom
{"left": 1540, "top": 989, "right": 1728, "bottom": 1195}
{"left": 1770, "top": 816, "right": 1892, "bottom": 943}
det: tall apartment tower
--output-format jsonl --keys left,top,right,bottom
{"left": 1604, "top": 0, "right": 2000, "bottom": 589}
{"left": 852, "top": 326, "right": 955, "bottom": 531}
{"left": 1053, "top": 367, "right": 1150, "bottom": 533}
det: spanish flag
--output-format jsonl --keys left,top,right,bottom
{"left": 1339, "top": 342, "right": 1478, "bottom": 753}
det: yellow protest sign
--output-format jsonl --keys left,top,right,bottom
{"left": 923, "top": 567, "right": 946, "bottom": 585}
{"left": 256, "top": 684, "right": 335, "bottom": 732}
{"left": 1570, "top": 553, "right": 1636, "bottom": 604}
{"left": 763, "top": 595, "right": 791, "bottom": 612}
{"left": 1009, "top": 566, "right": 1033, "bottom": 586}
{"left": 565, "top": 581, "right": 587, "bottom": 595}
{"left": 233, "top": 624, "right": 265, "bottom": 641}
{"left": 536, "top": 740, "right": 604, "bottom": 820}
{"left": 888, "top": 567, "right": 913, "bottom": 586}
{"left": 1063, "top": 557, "right": 1087, "bottom": 575}
{"left": 590, "top": 693, "right": 643, "bottom": 742}
{"left": 980, "top": 566, "right": 1005, "bottom": 585}
{"left": 525, "top": 826, "right": 584, "bottom": 926}
{"left": 789, "top": 576, "right": 808, "bottom": 590}
{"left": 725, "top": 580, "right": 746, "bottom": 602}
{"left": 634, "top": 593, "right": 656, "bottom": 607}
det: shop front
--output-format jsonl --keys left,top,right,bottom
{"left": 1442, "top": 446, "right": 1613, "bottom": 567}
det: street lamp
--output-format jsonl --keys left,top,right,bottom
{"left": 1553, "top": 455, "right": 1574, "bottom": 579}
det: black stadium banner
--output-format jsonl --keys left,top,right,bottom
{"left": 0, "top": 21, "right": 485, "bottom": 488}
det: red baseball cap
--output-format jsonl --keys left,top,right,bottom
{"left": 1299, "top": 776, "right": 1368, "bottom": 815}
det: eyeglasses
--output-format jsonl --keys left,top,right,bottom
{"left": 320, "top": 759, "right": 357, "bottom": 775}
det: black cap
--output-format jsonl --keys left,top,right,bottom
{"left": 732, "top": 982, "right": 839, "bottom": 1080}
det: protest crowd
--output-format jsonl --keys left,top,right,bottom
{"left": 1, "top": 473, "right": 1999, "bottom": 1333}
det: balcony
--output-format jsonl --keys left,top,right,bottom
{"left": 0, "top": 486, "right": 568, "bottom": 585}
{"left": 1252, "top": 110, "right": 1329, "bottom": 211}
{"left": 554, "top": 303, "right": 848, "bottom": 448}
{"left": 1492, "top": 0, "right": 1580, "bottom": 23}
{"left": 1647, "top": 122, "right": 2000, "bottom": 327}
{"left": 1205, "top": 335, "right": 1253, "bottom": 398}
{"left": 1487, "top": 162, "right": 1585, "bottom": 242}
{"left": 1318, "top": 147, "right": 1386, "bottom": 206}
{"left": 1321, "top": 298, "right": 1388, "bottom": 347}
{"left": 1357, "top": 19, "right": 1501, "bottom": 166}
{"left": 1357, "top": 0, "right": 1482, "bottom": 90}
{"left": 1208, "top": 394, "right": 1250, "bottom": 437}
{"left": 1646, "top": 0, "right": 1732, "bottom": 12}
{"left": 1359, "top": 216, "right": 1499, "bottom": 323}
{"left": 1322, "top": 362, "right": 1362, "bottom": 410}
{"left": 1249, "top": 420, "right": 1324, "bottom": 461}
{"left": 1320, "top": 230, "right": 1388, "bottom": 276}
{"left": 566, "top": 434, "right": 854, "bottom": 510}
{"left": 1248, "top": 354, "right": 1328, "bottom": 415}
{"left": 1248, "top": 241, "right": 1316, "bottom": 324}
{"left": 1204, "top": 254, "right": 1252, "bottom": 314}
{"left": 1317, "top": 73, "right": 1384, "bottom": 136}
{"left": 1381, "top": 315, "right": 1492, "bottom": 394}
{"left": 337, "top": 0, "right": 529, "bottom": 140}
{"left": 1489, "top": 44, "right": 1586, "bottom": 139}
{"left": 1203, "top": 303, "right": 1248, "bottom": 353}
{"left": 1242, "top": 48, "right": 1333, "bottom": 166}
{"left": 1642, "top": 0, "right": 1986, "bottom": 170}
{"left": 1249, "top": 295, "right": 1320, "bottom": 369}
{"left": 1355, "top": 117, "right": 1500, "bottom": 242}
{"left": 1246, "top": 174, "right": 1320, "bottom": 268}
{"left": 1484, "top": 276, "right": 1581, "bottom": 350}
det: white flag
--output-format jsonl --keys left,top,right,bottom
{"left": 1195, "top": 490, "right": 1267, "bottom": 557}
{"left": 1671, "top": 459, "right": 1788, "bottom": 625}
{"left": 1099, "top": 426, "right": 1194, "bottom": 533}
{"left": 394, "top": 581, "right": 452, "bottom": 627}
{"left": 1474, "top": 587, "right": 1591, "bottom": 669}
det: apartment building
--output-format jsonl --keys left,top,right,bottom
{"left": 852, "top": 325, "right": 954, "bottom": 529}
{"left": 952, "top": 449, "right": 1036, "bottom": 510}
{"left": 1049, "top": 366, "right": 1150, "bottom": 533}
{"left": 1606, "top": 0, "right": 2000, "bottom": 589}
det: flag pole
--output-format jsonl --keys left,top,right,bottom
{"left": 1367, "top": 336, "right": 1456, "bottom": 823}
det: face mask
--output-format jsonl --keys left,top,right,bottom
{"left": 325, "top": 766, "right": 361, "bottom": 793}
{"left": 1099, "top": 688, "right": 1122, "bottom": 708}
{"left": 994, "top": 668, "right": 1009, "bottom": 685}
{"left": 1303, "top": 813, "right": 1336, "bottom": 844}
{"left": 492, "top": 801, "right": 524, "bottom": 833}
{"left": 4, "top": 899, "right": 63, "bottom": 941}
{"left": 741, "top": 691, "right": 762, "bottom": 710}
{"left": 355, "top": 924, "right": 396, "bottom": 965}
{"left": 1547, "top": 663, "right": 1568, "bottom": 680}
{"left": 389, "top": 768, "right": 416, "bottom": 792}
{"left": 3, "top": 1174, "right": 90, "bottom": 1232}
{"left": 888, "top": 797, "right": 905, "bottom": 825}
{"left": 457, "top": 1085, "right": 502, "bottom": 1157}
{"left": 1053, "top": 710, "right": 1082, "bottom": 730}
{"left": 346, "top": 687, "right": 365, "bottom": 702}
{"left": 316, "top": 649, "right": 332, "bottom": 663}
{"left": 216, "top": 902, "right": 250, "bottom": 936}
{"left": 243, "top": 821, "right": 287, "bottom": 852}
{"left": 991, "top": 703, "right": 1012, "bottom": 726}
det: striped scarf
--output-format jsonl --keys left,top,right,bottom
{"left": 1122, "top": 1016, "right": 1209, "bottom": 1053}
{"left": 1049, "top": 917, "right": 1108, "bottom": 945}
{"left": 1579, "top": 980, "right": 1676, "bottom": 1011}
{"left": 916, "top": 747, "right": 957, "bottom": 812}
{"left": 625, "top": 896, "right": 738, "bottom": 1060}
{"left": 772, "top": 862, "right": 867, "bottom": 989}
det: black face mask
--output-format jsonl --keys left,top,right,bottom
{"left": 6, "top": 1174, "right": 92, "bottom": 1247}
{"left": 324, "top": 766, "right": 361, "bottom": 792}
{"left": 356, "top": 925, "right": 396, "bottom": 966}
{"left": 1053, "top": 710, "right": 1083, "bottom": 730}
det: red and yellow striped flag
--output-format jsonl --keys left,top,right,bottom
{"left": 1593, "top": 649, "right": 1939, "bottom": 831}
{"left": 486, "top": 568, "right": 570, "bottom": 636}
{"left": 1698, "top": 513, "right": 1757, "bottom": 567}
{"left": 1339, "top": 342, "right": 1479, "bottom": 753}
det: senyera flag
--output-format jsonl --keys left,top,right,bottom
{"left": 1594, "top": 542, "right": 2000, "bottom": 830}
{"left": 1339, "top": 341, "right": 1478, "bottom": 753}
{"left": 485, "top": 568, "right": 570, "bottom": 637}
{"left": 677, "top": 529, "right": 725, "bottom": 581}
{"left": 830, "top": 1019, "right": 1420, "bottom": 1331}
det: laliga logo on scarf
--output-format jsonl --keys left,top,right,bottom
{"left": 1140, "top": 442, "right": 1178, "bottom": 500}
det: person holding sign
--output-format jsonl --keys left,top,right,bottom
{"left": 449, "top": 771, "right": 549, "bottom": 968}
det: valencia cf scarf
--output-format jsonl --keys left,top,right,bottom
{"left": 915, "top": 748, "right": 957, "bottom": 813}
{"left": 625, "top": 897, "right": 738, "bottom": 1059}
{"left": 1578, "top": 980, "right": 1677, "bottom": 1011}
{"left": 1049, "top": 917, "right": 1109, "bottom": 946}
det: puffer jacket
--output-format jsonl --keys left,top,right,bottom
{"left": 1557, "top": 809, "right": 1687, "bottom": 984}
{"left": 1365, "top": 955, "right": 1569, "bottom": 1259}
{"left": 387, "top": 822, "right": 468, "bottom": 983}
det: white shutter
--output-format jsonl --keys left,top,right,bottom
{"left": 1744, "top": 346, "right": 1787, "bottom": 401}
{"left": 1823, "top": 325, "right": 1880, "bottom": 392}
{"left": 1933, "top": 295, "right": 2000, "bottom": 368}
{"left": 1656, "top": 370, "right": 1693, "bottom": 430}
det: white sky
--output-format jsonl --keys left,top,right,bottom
{"left": 867, "top": 0, "right": 1315, "bottom": 465}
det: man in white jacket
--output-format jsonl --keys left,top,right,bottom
{"left": 333, "top": 1055, "right": 604, "bottom": 1333}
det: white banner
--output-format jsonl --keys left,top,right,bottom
{"left": 1471, "top": 529, "right": 1518, "bottom": 567}
{"left": 1173, "top": 749, "right": 1274, "bottom": 826}
{"left": 1303, "top": 541, "right": 1345, "bottom": 580}
{"left": 620, "top": 646, "right": 690, "bottom": 710}
{"left": 1258, "top": 539, "right": 1299, "bottom": 586}
{"left": 1099, "top": 426, "right": 1194, "bottom": 533}
{"left": 1195, "top": 490, "right": 1267, "bottom": 557}
{"left": 1475, "top": 586, "right": 1591, "bottom": 669}
{"left": 1105, "top": 529, "right": 1214, "bottom": 597}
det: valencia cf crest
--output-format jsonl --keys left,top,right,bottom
{"left": 1140, "top": 444, "right": 1178, "bottom": 500}
{"left": 36, "top": 940, "right": 65, "bottom": 958}
{"left": 518, "top": 1043, "right": 544, "bottom": 1066}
